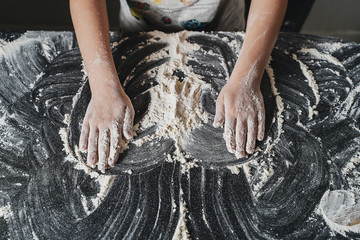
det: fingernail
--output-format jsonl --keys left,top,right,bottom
{"left": 128, "top": 130, "right": 134, "bottom": 138}
{"left": 87, "top": 158, "right": 95, "bottom": 168}
{"left": 231, "top": 143, "right": 236, "bottom": 153}
{"left": 236, "top": 151, "right": 245, "bottom": 159}
{"left": 227, "top": 145, "right": 235, "bottom": 154}
{"left": 247, "top": 148, "right": 254, "bottom": 154}
{"left": 124, "top": 130, "right": 133, "bottom": 140}
{"left": 108, "top": 159, "right": 114, "bottom": 167}
{"left": 80, "top": 145, "right": 86, "bottom": 152}
{"left": 214, "top": 119, "right": 224, "bottom": 128}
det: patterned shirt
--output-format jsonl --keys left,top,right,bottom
{"left": 119, "top": 0, "right": 245, "bottom": 32}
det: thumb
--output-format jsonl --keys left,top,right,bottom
{"left": 123, "top": 106, "right": 135, "bottom": 140}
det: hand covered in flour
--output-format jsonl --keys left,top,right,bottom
{"left": 79, "top": 85, "right": 135, "bottom": 173}
{"left": 213, "top": 79, "right": 265, "bottom": 159}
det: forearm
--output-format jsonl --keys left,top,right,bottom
{"left": 231, "top": 0, "right": 287, "bottom": 87}
{"left": 70, "top": 0, "right": 123, "bottom": 95}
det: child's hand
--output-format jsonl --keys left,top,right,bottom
{"left": 79, "top": 84, "right": 134, "bottom": 173}
{"left": 213, "top": 79, "right": 265, "bottom": 159}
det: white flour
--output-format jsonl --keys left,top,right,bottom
{"left": 0, "top": 204, "right": 11, "bottom": 220}
{"left": 299, "top": 48, "right": 343, "bottom": 67}
{"left": 291, "top": 53, "right": 320, "bottom": 120}
{"left": 264, "top": 59, "right": 285, "bottom": 154}
{"left": 172, "top": 188, "right": 190, "bottom": 240}
{"left": 342, "top": 150, "right": 360, "bottom": 195}
{"left": 131, "top": 31, "right": 211, "bottom": 175}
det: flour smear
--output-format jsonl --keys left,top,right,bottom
{"left": 319, "top": 190, "right": 360, "bottom": 237}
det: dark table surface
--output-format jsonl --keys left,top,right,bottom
{"left": 0, "top": 31, "right": 359, "bottom": 239}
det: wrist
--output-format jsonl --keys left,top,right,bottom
{"left": 85, "top": 59, "right": 119, "bottom": 87}
{"left": 228, "top": 69, "right": 262, "bottom": 90}
{"left": 90, "top": 77, "right": 125, "bottom": 97}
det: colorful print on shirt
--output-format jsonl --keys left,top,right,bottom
{"left": 119, "top": 0, "right": 245, "bottom": 32}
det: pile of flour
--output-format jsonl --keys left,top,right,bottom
{"left": 131, "top": 31, "right": 210, "bottom": 173}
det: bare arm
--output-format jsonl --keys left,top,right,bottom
{"left": 70, "top": 0, "right": 134, "bottom": 172}
{"left": 232, "top": 0, "right": 287, "bottom": 88}
{"left": 70, "top": 0, "right": 117, "bottom": 89}
{"left": 214, "top": 0, "right": 287, "bottom": 158}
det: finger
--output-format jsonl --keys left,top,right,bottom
{"left": 235, "top": 118, "right": 246, "bottom": 159}
{"left": 79, "top": 121, "right": 90, "bottom": 152}
{"left": 108, "top": 121, "right": 122, "bottom": 167}
{"left": 224, "top": 115, "right": 236, "bottom": 153}
{"left": 123, "top": 107, "right": 134, "bottom": 140}
{"left": 257, "top": 107, "right": 265, "bottom": 141}
{"left": 98, "top": 129, "right": 110, "bottom": 173}
{"left": 213, "top": 95, "right": 225, "bottom": 128}
{"left": 87, "top": 127, "right": 98, "bottom": 168}
{"left": 246, "top": 117, "right": 257, "bottom": 154}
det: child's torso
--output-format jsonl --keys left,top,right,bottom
{"left": 119, "top": 0, "right": 245, "bottom": 32}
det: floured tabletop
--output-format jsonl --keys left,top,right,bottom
{"left": 0, "top": 31, "right": 359, "bottom": 239}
